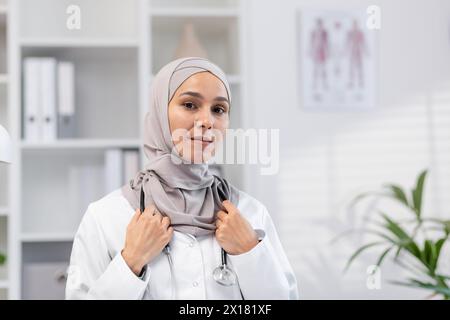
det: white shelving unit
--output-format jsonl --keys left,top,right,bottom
{"left": 2, "top": 0, "right": 249, "bottom": 299}
{"left": 0, "top": 0, "right": 10, "bottom": 300}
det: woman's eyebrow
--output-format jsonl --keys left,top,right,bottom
{"left": 179, "top": 91, "right": 229, "bottom": 104}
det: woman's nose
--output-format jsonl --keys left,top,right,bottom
{"left": 195, "top": 110, "right": 214, "bottom": 129}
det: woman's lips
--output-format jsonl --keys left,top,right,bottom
{"left": 191, "top": 137, "right": 213, "bottom": 146}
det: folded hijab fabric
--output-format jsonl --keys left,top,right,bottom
{"left": 121, "top": 57, "right": 240, "bottom": 237}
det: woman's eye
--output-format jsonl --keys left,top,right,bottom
{"left": 213, "top": 106, "right": 226, "bottom": 114}
{"left": 183, "top": 102, "right": 196, "bottom": 110}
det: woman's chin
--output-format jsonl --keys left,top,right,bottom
{"left": 179, "top": 147, "right": 216, "bottom": 164}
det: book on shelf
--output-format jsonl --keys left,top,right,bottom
{"left": 57, "top": 62, "right": 76, "bottom": 139}
{"left": 23, "top": 58, "right": 42, "bottom": 142}
{"left": 68, "top": 163, "right": 105, "bottom": 224}
{"left": 23, "top": 57, "right": 76, "bottom": 142}
{"left": 105, "top": 148, "right": 140, "bottom": 194}
{"left": 66, "top": 149, "right": 139, "bottom": 221}
{"left": 40, "top": 58, "right": 57, "bottom": 142}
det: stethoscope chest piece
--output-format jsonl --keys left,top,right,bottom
{"left": 213, "top": 246, "right": 238, "bottom": 286}
{"left": 213, "top": 264, "right": 237, "bottom": 286}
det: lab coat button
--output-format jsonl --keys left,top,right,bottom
{"left": 193, "top": 281, "right": 198, "bottom": 287}
{"left": 189, "top": 242, "right": 194, "bottom": 247}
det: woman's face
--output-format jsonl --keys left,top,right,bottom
{"left": 168, "top": 71, "right": 230, "bottom": 163}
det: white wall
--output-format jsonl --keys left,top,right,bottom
{"left": 245, "top": 0, "right": 450, "bottom": 299}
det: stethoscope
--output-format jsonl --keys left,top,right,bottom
{"left": 139, "top": 186, "right": 238, "bottom": 299}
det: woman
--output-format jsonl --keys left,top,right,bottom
{"left": 65, "top": 57, "right": 299, "bottom": 300}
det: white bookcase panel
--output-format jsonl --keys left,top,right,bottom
{"left": 0, "top": 12, "right": 6, "bottom": 74}
{"left": 18, "top": 0, "right": 138, "bottom": 41}
{"left": 0, "top": 216, "right": 7, "bottom": 281}
{"left": 21, "top": 149, "right": 106, "bottom": 235}
{"left": 0, "top": 165, "right": 8, "bottom": 209}
{"left": 21, "top": 47, "right": 140, "bottom": 139}
{"left": 0, "top": 85, "right": 8, "bottom": 128}
{"left": 151, "top": 16, "right": 240, "bottom": 75}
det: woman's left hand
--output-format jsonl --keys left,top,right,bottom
{"left": 215, "top": 200, "right": 259, "bottom": 255}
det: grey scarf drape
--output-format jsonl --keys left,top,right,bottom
{"left": 121, "top": 57, "right": 240, "bottom": 237}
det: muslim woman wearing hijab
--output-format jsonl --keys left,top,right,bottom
{"left": 65, "top": 57, "right": 299, "bottom": 300}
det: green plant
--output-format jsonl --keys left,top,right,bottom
{"left": 342, "top": 169, "right": 450, "bottom": 299}
{"left": 0, "top": 252, "right": 5, "bottom": 265}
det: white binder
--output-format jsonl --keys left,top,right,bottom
{"left": 40, "top": 58, "right": 57, "bottom": 142}
{"left": 23, "top": 58, "right": 42, "bottom": 142}
{"left": 57, "top": 61, "right": 76, "bottom": 139}
{"left": 104, "top": 148, "right": 124, "bottom": 194}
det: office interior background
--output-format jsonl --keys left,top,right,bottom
{"left": 0, "top": 0, "right": 449, "bottom": 299}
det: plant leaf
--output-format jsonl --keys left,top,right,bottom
{"left": 376, "top": 245, "right": 395, "bottom": 267}
{"left": 412, "top": 170, "right": 427, "bottom": 219}
{"left": 330, "top": 227, "right": 397, "bottom": 244}
{"left": 380, "top": 212, "right": 422, "bottom": 259}
{"left": 427, "top": 238, "right": 448, "bottom": 275}
{"left": 435, "top": 238, "right": 447, "bottom": 258}
{"left": 422, "top": 239, "right": 433, "bottom": 269}
{"left": 394, "top": 279, "right": 450, "bottom": 297}
{"left": 384, "top": 184, "right": 410, "bottom": 209}
{"left": 348, "top": 191, "right": 387, "bottom": 208}
{"left": 344, "top": 241, "right": 387, "bottom": 272}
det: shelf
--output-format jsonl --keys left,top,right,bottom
{"left": 150, "top": 7, "right": 239, "bottom": 17}
{"left": 21, "top": 233, "right": 74, "bottom": 243}
{"left": 20, "top": 139, "right": 141, "bottom": 150}
{"left": 20, "top": 38, "right": 139, "bottom": 48}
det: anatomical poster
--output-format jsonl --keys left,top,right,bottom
{"left": 298, "top": 9, "right": 377, "bottom": 110}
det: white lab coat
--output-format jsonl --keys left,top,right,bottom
{"left": 65, "top": 188, "right": 299, "bottom": 300}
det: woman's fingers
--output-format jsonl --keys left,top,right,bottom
{"left": 222, "top": 200, "right": 237, "bottom": 214}
{"left": 132, "top": 208, "right": 141, "bottom": 223}
{"left": 166, "top": 226, "right": 174, "bottom": 239}
{"left": 143, "top": 204, "right": 163, "bottom": 222}
{"left": 161, "top": 216, "right": 171, "bottom": 229}
{"left": 216, "top": 210, "right": 227, "bottom": 221}
{"left": 142, "top": 204, "right": 154, "bottom": 217}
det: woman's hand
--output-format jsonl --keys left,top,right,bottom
{"left": 121, "top": 205, "right": 173, "bottom": 276}
{"left": 215, "top": 200, "right": 259, "bottom": 255}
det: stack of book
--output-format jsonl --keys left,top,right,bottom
{"left": 23, "top": 57, "right": 76, "bottom": 141}
{"left": 104, "top": 148, "right": 141, "bottom": 194}
{"left": 68, "top": 148, "right": 141, "bottom": 223}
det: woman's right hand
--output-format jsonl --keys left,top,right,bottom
{"left": 121, "top": 205, "right": 173, "bottom": 276}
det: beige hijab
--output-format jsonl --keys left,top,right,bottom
{"left": 121, "top": 57, "right": 240, "bottom": 237}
